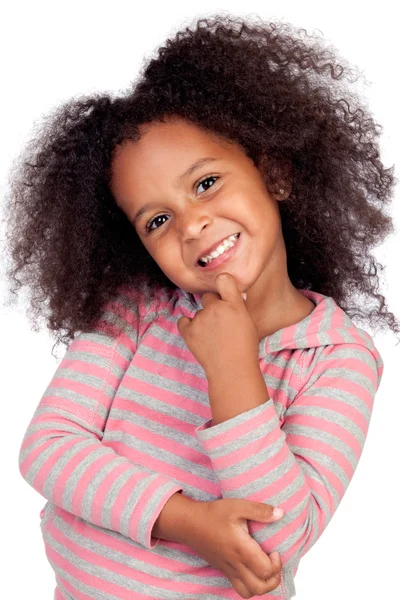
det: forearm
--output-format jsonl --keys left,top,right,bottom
{"left": 152, "top": 491, "right": 198, "bottom": 544}
{"left": 207, "top": 362, "right": 270, "bottom": 426}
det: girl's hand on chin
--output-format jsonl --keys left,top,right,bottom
{"left": 177, "top": 273, "right": 258, "bottom": 377}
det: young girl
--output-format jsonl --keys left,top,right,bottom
{"left": 5, "top": 14, "right": 399, "bottom": 600}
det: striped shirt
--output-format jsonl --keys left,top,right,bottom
{"left": 18, "top": 282, "right": 383, "bottom": 599}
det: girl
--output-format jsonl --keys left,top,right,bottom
{"left": 5, "top": 13, "right": 399, "bottom": 600}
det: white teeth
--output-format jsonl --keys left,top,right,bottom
{"left": 199, "top": 233, "right": 239, "bottom": 265}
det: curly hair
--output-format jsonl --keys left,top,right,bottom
{"left": 2, "top": 13, "right": 399, "bottom": 356}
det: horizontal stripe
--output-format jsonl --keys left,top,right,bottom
{"left": 19, "top": 281, "right": 383, "bottom": 599}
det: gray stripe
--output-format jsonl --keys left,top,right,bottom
{"left": 80, "top": 459, "right": 137, "bottom": 523}
{"left": 24, "top": 436, "right": 82, "bottom": 485}
{"left": 284, "top": 405, "right": 366, "bottom": 445}
{"left": 43, "top": 525, "right": 233, "bottom": 599}
{"left": 55, "top": 578, "right": 75, "bottom": 600}
{"left": 60, "top": 446, "right": 139, "bottom": 514}
{"left": 52, "top": 509, "right": 222, "bottom": 579}
{"left": 125, "top": 365, "right": 208, "bottom": 406}
{"left": 103, "top": 427, "right": 217, "bottom": 483}
{"left": 117, "top": 384, "right": 207, "bottom": 425}
{"left": 284, "top": 424, "right": 360, "bottom": 468}
{"left": 42, "top": 438, "right": 96, "bottom": 498}
{"left": 101, "top": 470, "right": 143, "bottom": 530}
{"left": 202, "top": 408, "right": 281, "bottom": 461}
{"left": 297, "top": 385, "right": 372, "bottom": 421}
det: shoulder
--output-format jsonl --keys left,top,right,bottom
{"left": 299, "top": 341, "right": 383, "bottom": 400}
{"left": 108, "top": 280, "right": 180, "bottom": 334}
{"left": 70, "top": 281, "right": 175, "bottom": 349}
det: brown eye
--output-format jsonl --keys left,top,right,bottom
{"left": 196, "top": 175, "right": 218, "bottom": 194}
{"left": 145, "top": 175, "right": 219, "bottom": 234}
{"left": 145, "top": 214, "right": 170, "bottom": 233}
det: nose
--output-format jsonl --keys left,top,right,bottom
{"left": 179, "top": 204, "right": 212, "bottom": 239}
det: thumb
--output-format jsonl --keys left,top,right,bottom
{"left": 241, "top": 500, "right": 284, "bottom": 522}
{"left": 177, "top": 316, "right": 191, "bottom": 336}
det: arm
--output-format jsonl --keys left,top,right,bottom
{"left": 152, "top": 491, "right": 198, "bottom": 543}
{"left": 18, "top": 286, "right": 186, "bottom": 550}
{"left": 195, "top": 343, "right": 382, "bottom": 573}
{"left": 207, "top": 360, "right": 269, "bottom": 426}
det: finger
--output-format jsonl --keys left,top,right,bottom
{"left": 236, "top": 499, "right": 284, "bottom": 523}
{"left": 199, "top": 290, "right": 219, "bottom": 309}
{"left": 269, "top": 551, "right": 282, "bottom": 575}
{"left": 176, "top": 316, "right": 190, "bottom": 336}
{"left": 214, "top": 272, "right": 241, "bottom": 302}
{"left": 239, "top": 539, "right": 281, "bottom": 582}
{"left": 233, "top": 559, "right": 282, "bottom": 597}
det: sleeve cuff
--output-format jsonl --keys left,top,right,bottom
{"left": 145, "top": 484, "right": 184, "bottom": 550}
{"left": 195, "top": 399, "right": 276, "bottom": 442}
{"left": 194, "top": 399, "right": 282, "bottom": 490}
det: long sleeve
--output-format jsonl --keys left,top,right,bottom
{"left": 18, "top": 286, "right": 184, "bottom": 550}
{"left": 195, "top": 343, "right": 381, "bottom": 575}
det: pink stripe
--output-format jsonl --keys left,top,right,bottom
{"left": 109, "top": 438, "right": 219, "bottom": 496}
{"left": 286, "top": 412, "right": 363, "bottom": 455}
{"left": 51, "top": 443, "right": 104, "bottom": 506}
{"left": 19, "top": 439, "right": 51, "bottom": 476}
{"left": 35, "top": 400, "right": 99, "bottom": 425}
{"left": 56, "top": 506, "right": 200, "bottom": 570}
{"left": 106, "top": 412, "right": 206, "bottom": 465}
{"left": 45, "top": 519, "right": 230, "bottom": 598}
{"left": 133, "top": 351, "right": 208, "bottom": 391}
{"left": 68, "top": 339, "right": 117, "bottom": 356}
{"left": 110, "top": 395, "right": 205, "bottom": 435}
{"left": 145, "top": 329, "right": 198, "bottom": 362}
{"left": 199, "top": 399, "right": 278, "bottom": 450}
{"left": 21, "top": 432, "right": 98, "bottom": 490}
{"left": 18, "top": 286, "right": 382, "bottom": 598}
{"left": 289, "top": 395, "right": 369, "bottom": 433}
{"left": 209, "top": 420, "right": 283, "bottom": 472}
{"left": 33, "top": 437, "right": 88, "bottom": 493}
{"left": 55, "top": 575, "right": 101, "bottom": 600}
{"left": 286, "top": 431, "right": 352, "bottom": 488}
{"left": 54, "top": 584, "right": 69, "bottom": 600}
{"left": 71, "top": 454, "right": 120, "bottom": 515}
{"left": 110, "top": 472, "right": 148, "bottom": 533}
{"left": 122, "top": 374, "right": 209, "bottom": 417}
{"left": 89, "top": 462, "right": 132, "bottom": 525}
{"left": 128, "top": 479, "right": 181, "bottom": 545}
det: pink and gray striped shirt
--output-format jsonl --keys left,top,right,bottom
{"left": 18, "top": 282, "right": 383, "bottom": 599}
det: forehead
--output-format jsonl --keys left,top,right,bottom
{"left": 110, "top": 118, "right": 244, "bottom": 199}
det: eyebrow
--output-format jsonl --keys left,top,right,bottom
{"left": 132, "top": 156, "right": 219, "bottom": 225}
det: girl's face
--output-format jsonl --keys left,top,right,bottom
{"left": 110, "top": 116, "right": 288, "bottom": 304}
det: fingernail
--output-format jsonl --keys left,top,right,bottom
{"left": 272, "top": 507, "right": 284, "bottom": 519}
{"left": 241, "top": 293, "right": 247, "bottom": 301}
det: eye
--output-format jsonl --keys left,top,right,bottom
{"left": 196, "top": 175, "right": 219, "bottom": 194}
{"left": 145, "top": 175, "right": 219, "bottom": 234}
{"left": 145, "top": 214, "right": 170, "bottom": 234}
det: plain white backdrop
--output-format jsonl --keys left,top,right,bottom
{"left": 1, "top": 1, "right": 399, "bottom": 599}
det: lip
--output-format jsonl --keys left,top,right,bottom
{"left": 195, "top": 233, "right": 241, "bottom": 271}
{"left": 194, "top": 233, "right": 240, "bottom": 266}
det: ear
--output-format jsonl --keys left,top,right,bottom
{"left": 275, "top": 183, "right": 292, "bottom": 201}
{"left": 256, "top": 154, "right": 293, "bottom": 200}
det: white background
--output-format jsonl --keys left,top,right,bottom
{"left": 1, "top": 1, "right": 399, "bottom": 599}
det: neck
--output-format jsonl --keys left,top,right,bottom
{"left": 248, "top": 283, "right": 315, "bottom": 340}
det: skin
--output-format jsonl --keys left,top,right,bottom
{"left": 110, "top": 115, "right": 315, "bottom": 341}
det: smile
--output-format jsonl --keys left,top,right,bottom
{"left": 196, "top": 233, "right": 241, "bottom": 270}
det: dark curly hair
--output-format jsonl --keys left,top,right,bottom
{"left": 2, "top": 13, "right": 399, "bottom": 356}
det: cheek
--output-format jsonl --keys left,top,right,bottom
{"left": 145, "top": 240, "right": 176, "bottom": 268}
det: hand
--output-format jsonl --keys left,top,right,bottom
{"left": 177, "top": 273, "right": 258, "bottom": 376}
{"left": 179, "top": 497, "right": 283, "bottom": 599}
